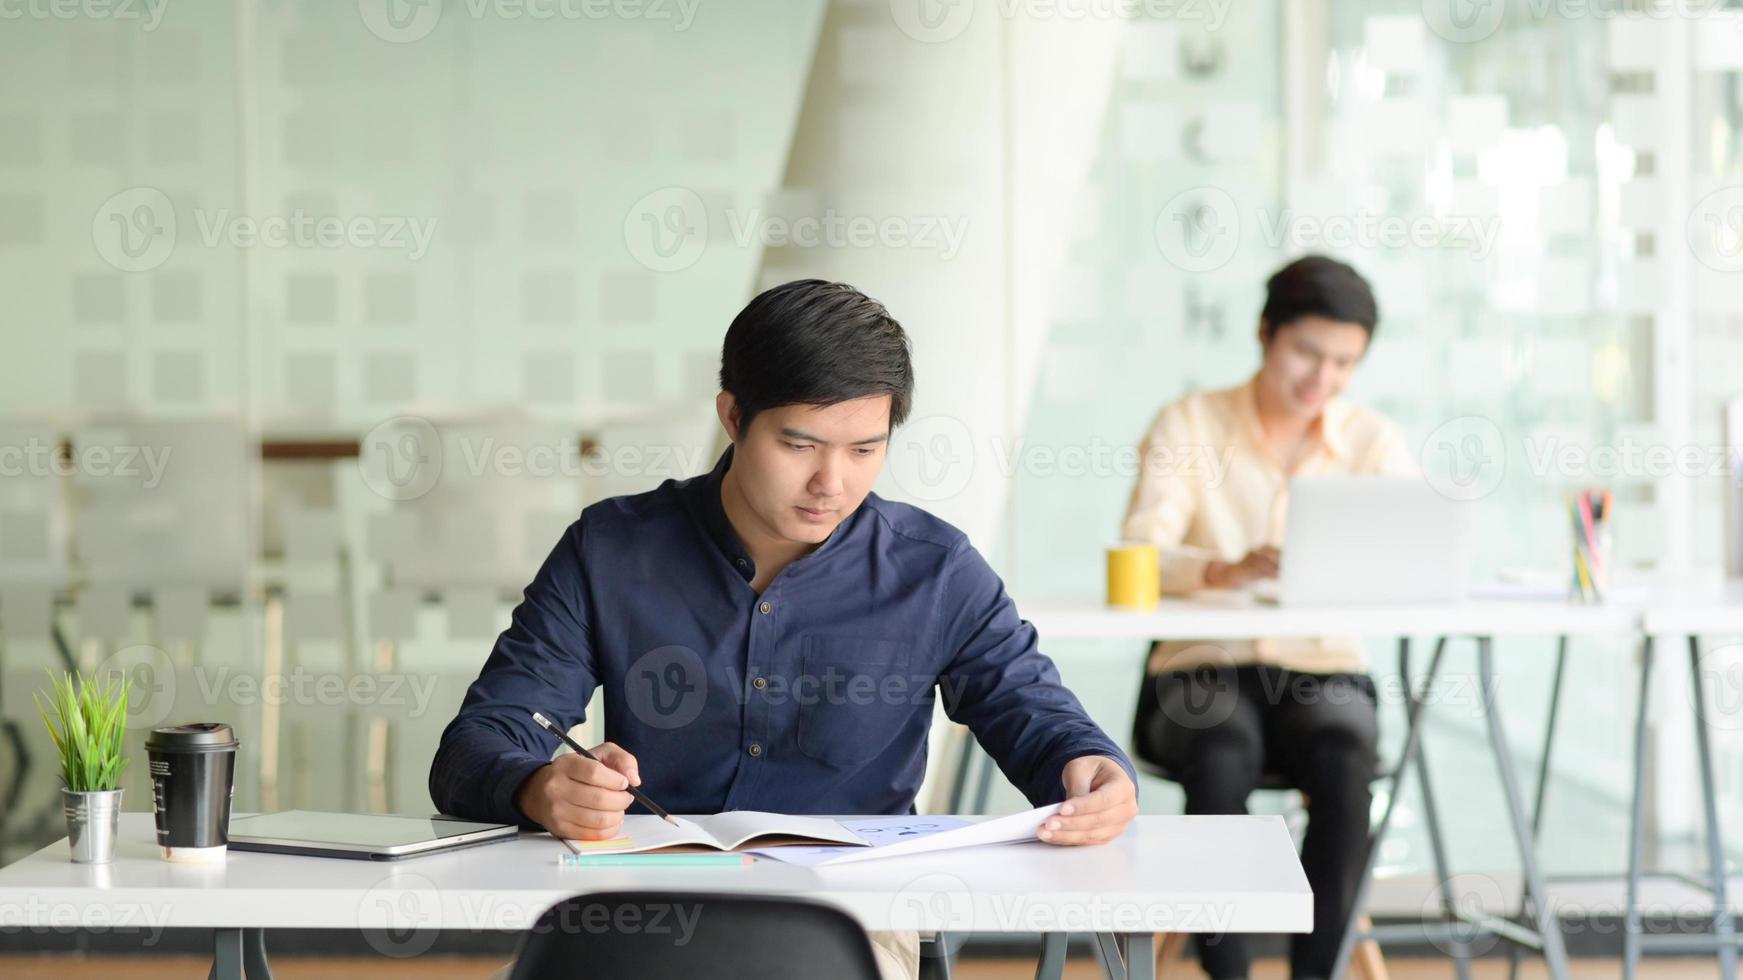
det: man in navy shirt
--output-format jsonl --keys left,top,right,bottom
{"left": 432, "top": 281, "right": 1138, "bottom": 970}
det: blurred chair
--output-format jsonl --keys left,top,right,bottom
{"left": 65, "top": 417, "right": 256, "bottom": 813}
{"left": 70, "top": 415, "right": 251, "bottom": 600}
{"left": 581, "top": 402, "right": 723, "bottom": 506}
{"left": 361, "top": 414, "right": 586, "bottom": 596}
{"left": 0, "top": 417, "right": 74, "bottom": 661}
{"left": 349, "top": 414, "right": 587, "bottom": 810}
{"left": 0, "top": 417, "right": 75, "bottom": 860}
{"left": 66, "top": 415, "right": 252, "bottom": 674}
{"left": 0, "top": 418, "right": 73, "bottom": 595}
{"left": 507, "top": 892, "right": 883, "bottom": 980}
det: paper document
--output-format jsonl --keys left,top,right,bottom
{"left": 745, "top": 815, "right": 971, "bottom": 867}
{"left": 752, "top": 805, "right": 1062, "bottom": 867}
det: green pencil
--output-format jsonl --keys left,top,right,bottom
{"left": 560, "top": 853, "right": 752, "bottom": 867}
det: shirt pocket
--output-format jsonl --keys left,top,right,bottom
{"left": 795, "top": 635, "right": 917, "bottom": 768}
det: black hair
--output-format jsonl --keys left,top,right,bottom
{"left": 1259, "top": 255, "right": 1378, "bottom": 340}
{"left": 718, "top": 279, "right": 914, "bottom": 434}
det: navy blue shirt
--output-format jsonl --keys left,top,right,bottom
{"left": 430, "top": 447, "right": 1134, "bottom": 825}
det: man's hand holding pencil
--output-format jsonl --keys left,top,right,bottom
{"left": 517, "top": 712, "right": 680, "bottom": 841}
{"left": 515, "top": 740, "right": 644, "bottom": 841}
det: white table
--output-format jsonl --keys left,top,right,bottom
{"left": 1643, "top": 578, "right": 1743, "bottom": 635}
{"left": 1014, "top": 585, "right": 1743, "bottom": 980}
{"left": 0, "top": 812, "right": 1310, "bottom": 980}
{"left": 1021, "top": 592, "right": 1646, "bottom": 640}
{"left": 1012, "top": 591, "right": 1665, "bottom": 980}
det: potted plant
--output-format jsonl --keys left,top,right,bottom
{"left": 35, "top": 669, "right": 131, "bottom": 863}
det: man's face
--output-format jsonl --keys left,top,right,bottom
{"left": 717, "top": 393, "right": 891, "bottom": 547}
{"left": 1257, "top": 315, "right": 1370, "bottom": 418}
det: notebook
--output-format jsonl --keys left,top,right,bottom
{"left": 562, "top": 811, "right": 868, "bottom": 856}
{"left": 563, "top": 804, "right": 1064, "bottom": 866}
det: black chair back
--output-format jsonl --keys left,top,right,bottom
{"left": 507, "top": 891, "right": 884, "bottom": 980}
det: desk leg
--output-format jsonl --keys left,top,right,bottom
{"left": 1687, "top": 637, "right": 1739, "bottom": 980}
{"left": 245, "top": 928, "right": 274, "bottom": 979}
{"left": 208, "top": 928, "right": 242, "bottom": 980}
{"left": 1331, "top": 636, "right": 1448, "bottom": 980}
{"left": 1125, "top": 933, "right": 1156, "bottom": 980}
{"left": 1414, "top": 701, "right": 1472, "bottom": 980}
{"left": 1508, "top": 634, "right": 1568, "bottom": 980}
{"left": 1476, "top": 636, "right": 1570, "bottom": 980}
{"left": 206, "top": 928, "right": 270, "bottom": 980}
{"left": 1033, "top": 932, "right": 1067, "bottom": 980}
{"left": 1400, "top": 638, "right": 1473, "bottom": 980}
{"left": 1624, "top": 636, "right": 1653, "bottom": 980}
{"left": 1092, "top": 933, "right": 1126, "bottom": 980}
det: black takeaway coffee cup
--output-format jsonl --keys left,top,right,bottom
{"left": 146, "top": 723, "right": 238, "bottom": 862}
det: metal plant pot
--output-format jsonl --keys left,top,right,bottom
{"left": 63, "top": 787, "right": 123, "bottom": 864}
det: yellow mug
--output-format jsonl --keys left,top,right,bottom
{"left": 1106, "top": 544, "right": 1161, "bottom": 610}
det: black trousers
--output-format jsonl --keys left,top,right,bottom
{"left": 1133, "top": 662, "right": 1379, "bottom": 980}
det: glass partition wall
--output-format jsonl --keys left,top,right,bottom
{"left": 0, "top": 3, "right": 1736, "bottom": 900}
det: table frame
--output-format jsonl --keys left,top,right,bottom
{"left": 1000, "top": 594, "right": 1743, "bottom": 980}
{"left": 1624, "top": 634, "right": 1741, "bottom": 980}
{"left": 949, "top": 630, "right": 1575, "bottom": 980}
{"left": 1, "top": 810, "right": 1304, "bottom": 980}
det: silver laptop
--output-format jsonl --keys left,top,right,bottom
{"left": 228, "top": 810, "right": 518, "bottom": 861}
{"left": 1264, "top": 476, "right": 1473, "bottom": 605}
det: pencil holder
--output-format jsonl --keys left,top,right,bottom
{"left": 1568, "top": 489, "right": 1611, "bottom": 603}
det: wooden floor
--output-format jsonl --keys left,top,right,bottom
{"left": 0, "top": 953, "right": 1724, "bottom": 979}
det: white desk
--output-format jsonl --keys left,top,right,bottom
{"left": 1643, "top": 579, "right": 1743, "bottom": 635}
{"left": 1014, "top": 591, "right": 1652, "bottom": 980}
{"left": 1021, "top": 592, "right": 1644, "bottom": 640}
{"left": 0, "top": 812, "right": 1310, "bottom": 980}
{"left": 1016, "top": 586, "right": 1743, "bottom": 980}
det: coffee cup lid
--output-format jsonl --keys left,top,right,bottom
{"left": 146, "top": 722, "right": 238, "bottom": 751}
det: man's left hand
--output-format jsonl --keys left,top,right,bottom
{"left": 1039, "top": 755, "right": 1138, "bottom": 845}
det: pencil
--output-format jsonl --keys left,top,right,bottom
{"left": 531, "top": 712, "right": 679, "bottom": 826}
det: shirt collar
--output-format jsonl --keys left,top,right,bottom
{"left": 686, "top": 444, "right": 864, "bottom": 582}
{"left": 1233, "top": 376, "right": 1270, "bottom": 453}
{"left": 693, "top": 445, "right": 752, "bottom": 575}
{"left": 1315, "top": 397, "right": 1351, "bottom": 460}
{"left": 1238, "top": 374, "right": 1349, "bottom": 463}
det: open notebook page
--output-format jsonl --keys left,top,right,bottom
{"left": 699, "top": 810, "right": 867, "bottom": 849}
{"left": 562, "top": 812, "right": 867, "bottom": 855}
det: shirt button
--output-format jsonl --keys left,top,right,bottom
{"left": 736, "top": 558, "right": 748, "bottom": 568}
{"left": 748, "top": 743, "right": 763, "bottom": 757}
{"left": 759, "top": 601, "right": 771, "bottom": 615}
{"left": 752, "top": 676, "right": 767, "bottom": 690}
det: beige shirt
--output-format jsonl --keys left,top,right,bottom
{"left": 1120, "top": 376, "right": 1415, "bottom": 675}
